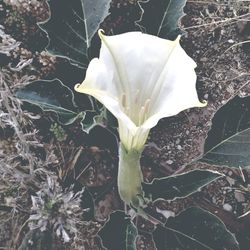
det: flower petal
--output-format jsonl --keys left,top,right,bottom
{"left": 98, "top": 31, "right": 180, "bottom": 116}
{"left": 119, "top": 121, "right": 150, "bottom": 151}
{"left": 75, "top": 31, "right": 206, "bottom": 150}
{"left": 141, "top": 40, "right": 206, "bottom": 130}
{"left": 74, "top": 58, "right": 137, "bottom": 133}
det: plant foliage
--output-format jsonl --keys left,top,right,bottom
{"left": 137, "top": 0, "right": 187, "bottom": 40}
{"left": 98, "top": 211, "right": 138, "bottom": 250}
{"left": 142, "top": 170, "right": 222, "bottom": 201}
{"left": 200, "top": 96, "right": 250, "bottom": 168}
{"left": 40, "top": 0, "right": 112, "bottom": 68}
{"left": 16, "top": 79, "right": 84, "bottom": 125}
{"left": 153, "top": 207, "right": 240, "bottom": 250}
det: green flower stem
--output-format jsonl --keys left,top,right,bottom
{"left": 118, "top": 143, "right": 144, "bottom": 208}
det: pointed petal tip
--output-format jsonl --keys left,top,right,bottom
{"left": 197, "top": 100, "right": 208, "bottom": 107}
{"left": 176, "top": 35, "right": 181, "bottom": 43}
{"left": 98, "top": 29, "right": 105, "bottom": 39}
{"left": 74, "top": 83, "right": 82, "bottom": 93}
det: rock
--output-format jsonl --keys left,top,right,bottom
{"left": 166, "top": 160, "right": 173, "bottom": 165}
{"left": 156, "top": 208, "right": 175, "bottom": 219}
{"left": 223, "top": 203, "right": 233, "bottom": 212}
{"left": 226, "top": 176, "right": 235, "bottom": 186}
{"left": 235, "top": 191, "right": 245, "bottom": 203}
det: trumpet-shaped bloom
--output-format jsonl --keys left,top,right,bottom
{"left": 75, "top": 30, "right": 207, "bottom": 207}
{"left": 75, "top": 30, "right": 205, "bottom": 151}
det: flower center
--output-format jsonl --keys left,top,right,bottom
{"left": 139, "top": 98, "right": 150, "bottom": 126}
{"left": 121, "top": 92, "right": 151, "bottom": 126}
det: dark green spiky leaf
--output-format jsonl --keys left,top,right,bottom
{"left": 137, "top": 0, "right": 187, "bottom": 40}
{"left": 40, "top": 0, "right": 111, "bottom": 68}
{"left": 15, "top": 80, "right": 116, "bottom": 134}
{"left": 98, "top": 211, "right": 138, "bottom": 250}
{"left": 153, "top": 207, "right": 239, "bottom": 250}
{"left": 200, "top": 96, "right": 250, "bottom": 168}
{"left": 142, "top": 170, "right": 222, "bottom": 201}
{"left": 15, "top": 79, "right": 84, "bottom": 125}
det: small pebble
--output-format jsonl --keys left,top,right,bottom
{"left": 166, "top": 160, "right": 173, "bottom": 165}
{"left": 212, "top": 197, "right": 217, "bottom": 204}
{"left": 235, "top": 192, "right": 245, "bottom": 203}
{"left": 226, "top": 176, "right": 235, "bottom": 186}
{"left": 223, "top": 203, "right": 233, "bottom": 212}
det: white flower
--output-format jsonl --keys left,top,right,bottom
{"left": 75, "top": 30, "right": 206, "bottom": 207}
{"left": 75, "top": 30, "right": 205, "bottom": 151}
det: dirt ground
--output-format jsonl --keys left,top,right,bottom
{"left": 0, "top": 0, "right": 250, "bottom": 249}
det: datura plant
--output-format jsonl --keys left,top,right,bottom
{"left": 75, "top": 30, "right": 206, "bottom": 209}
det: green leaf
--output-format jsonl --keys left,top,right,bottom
{"left": 15, "top": 80, "right": 116, "bottom": 134}
{"left": 136, "top": 0, "right": 187, "bottom": 40}
{"left": 142, "top": 170, "right": 222, "bottom": 202}
{"left": 40, "top": 0, "right": 111, "bottom": 68}
{"left": 80, "top": 105, "right": 117, "bottom": 134}
{"left": 98, "top": 211, "right": 138, "bottom": 250}
{"left": 153, "top": 207, "right": 239, "bottom": 250}
{"left": 15, "top": 79, "right": 84, "bottom": 125}
{"left": 199, "top": 96, "right": 250, "bottom": 168}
